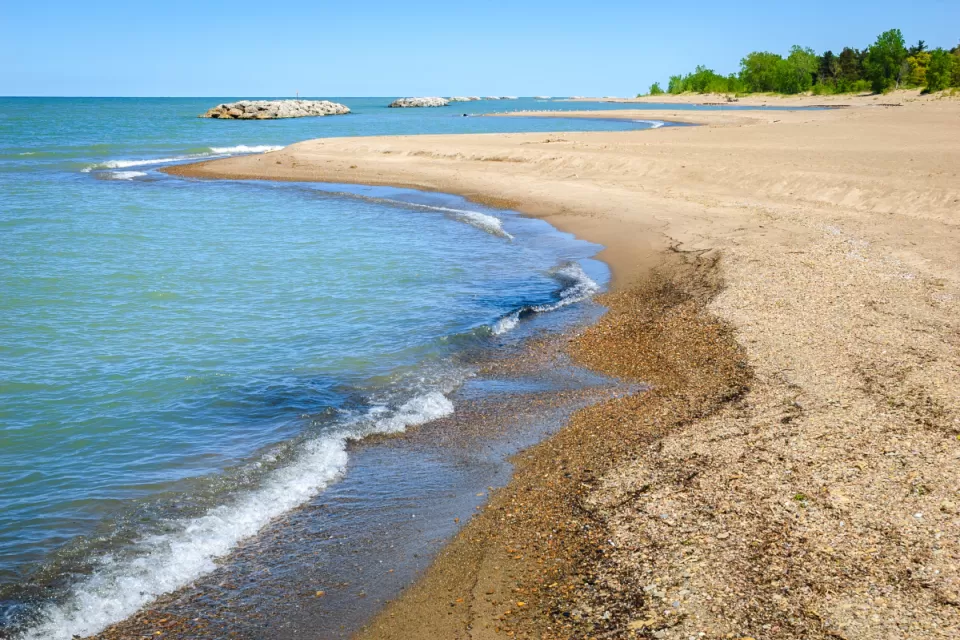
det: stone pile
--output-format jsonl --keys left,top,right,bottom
{"left": 200, "top": 100, "right": 350, "bottom": 119}
{"left": 388, "top": 97, "right": 450, "bottom": 108}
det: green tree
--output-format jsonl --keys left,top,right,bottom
{"left": 667, "top": 74, "right": 684, "bottom": 94}
{"left": 924, "top": 48, "right": 955, "bottom": 92}
{"left": 836, "top": 47, "right": 865, "bottom": 91}
{"left": 906, "top": 51, "right": 931, "bottom": 87}
{"left": 740, "top": 51, "right": 782, "bottom": 92}
{"left": 818, "top": 50, "right": 840, "bottom": 83}
{"left": 648, "top": 82, "right": 664, "bottom": 96}
{"left": 953, "top": 48, "right": 960, "bottom": 87}
{"left": 865, "top": 29, "right": 907, "bottom": 92}
{"left": 787, "top": 45, "right": 819, "bottom": 91}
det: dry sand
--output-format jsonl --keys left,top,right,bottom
{"left": 163, "top": 94, "right": 960, "bottom": 639}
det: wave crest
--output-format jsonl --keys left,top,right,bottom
{"left": 208, "top": 144, "right": 283, "bottom": 154}
{"left": 406, "top": 203, "right": 513, "bottom": 240}
{"left": 102, "top": 171, "right": 147, "bottom": 180}
{"left": 17, "top": 384, "right": 455, "bottom": 640}
{"left": 492, "top": 262, "right": 601, "bottom": 335}
{"left": 81, "top": 145, "right": 284, "bottom": 173}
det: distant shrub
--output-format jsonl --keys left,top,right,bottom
{"left": 924, "top": 49, "right": 955, "bottom": 93}
{"left": 648, "top": 82, "right": 664, "bottom": 96}
{"left": 811, "top": 82, "right": 832, "bottom": 95}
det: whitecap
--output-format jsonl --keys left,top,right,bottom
{"left": 491, "top": 262, "right": 601, "bottom": 335}
{"left": 81, "top": 145, "right": 283, "bottom": 173}
{"left": 81, "top": 156, "right": 203, "bottom": 172}
{"left": 208, "top": 144, "right": 284, "bottom": 154}
{"left": 491, "top": 312, "right": 521, "bottom": 335}
{"left": 633, "top": 119, "right": 666, "bottom": 129}
{"left": 17, "top": 436, "right": 348, "bottom": 640}
{"left": 362, "top": 391, "right": 455, "bottom": 436}
{"left": 17, "top": 385, "right": 455, "bottom": 640}
{"left": 104, "top": 171, "right": 147, "bottom": 180}
{"left": 405, "top": 203, "right": 514, "bottom": 240}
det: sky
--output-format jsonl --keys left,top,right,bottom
{"left": 2, "top": 1, "right": 959, "bottom": 97}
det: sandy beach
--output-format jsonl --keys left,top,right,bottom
{"left": 163, "top": 94, "right": 960, "bottom": 639}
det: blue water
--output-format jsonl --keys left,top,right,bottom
{"left": 0, "top": 97, "right": 681, "bottom": 637}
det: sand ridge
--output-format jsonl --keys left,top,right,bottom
{"left": 163, "top": 95, "right": 960, "bottom": 638}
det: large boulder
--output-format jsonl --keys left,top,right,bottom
{"left": 388, "top": 97, "right": 450, "bottom": 108}
{"left": 200, "top": 100, "right": 350, "bottom": 119}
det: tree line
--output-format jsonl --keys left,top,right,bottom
{"left": 644, "top": 29, "right": 960, "bottom": 97}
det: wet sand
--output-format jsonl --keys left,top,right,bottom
{"left": 160, "top": 96, "right": 960, "bottom": 639}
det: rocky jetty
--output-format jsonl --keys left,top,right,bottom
{"left": 484, "top": 96, "right": 501, "bottom": 100}
{"left": 448, "top": 96, "right": 481, "bottom": 102}
{"left": 534, "top": 96, "right": 551, "bottom": 100}
{"left": 200, "top": 100, "right": 350, "bottom": 120}
{"left": 388, "top": 97, "right": 449, "bottom": 108}
{"left": 501, "top": 96, "right": 519, "bottom": 100}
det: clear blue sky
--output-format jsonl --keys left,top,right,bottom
{"left": 2, "top": 1, "right": 958, "bottom": 96}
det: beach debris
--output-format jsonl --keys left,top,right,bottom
{"left": 388, "top": 97, "right": 450, "bottom": 108}
{"left": 200, "top": 100, "right": 350, "bottom": 119}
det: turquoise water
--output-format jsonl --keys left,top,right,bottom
{"left": 0, "top": 97, "right": 676, "bottom": 637}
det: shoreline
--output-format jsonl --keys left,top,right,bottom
{"left": 8, "top": 181, "right": 609, "bottom": 640}
{"left": 160, "top": 98, "right": 960, "bottom": 638}
{"left": 561, "top": 87, "right": 943, "bottom": 107}
{"left": 85, "top": 303, "right": 629, "bottom": 640}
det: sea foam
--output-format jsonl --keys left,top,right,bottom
{"left": 633, "top": 119, "right": 666, "bottom": 129}
{"left": 104, "top": 171, "right": 147, "bottom": 180}
{"left": 492, "top": 262, "right": 601, "bottom": 335}
{"left": 407, "top": 203, "right": 514, "bottom": 240}
{"left": 208, "top": 144, "right": 284, "bottom": 154}
{"left": 17, "top": 388, "right": 454, "bottom": 640}
{"left": 81, "top": 145, "right": 284, "bottom": 173}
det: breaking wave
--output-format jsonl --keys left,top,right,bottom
{"left": 633, "top": 119, "right": 666, "bottom": 129}
{"left": 208, "top": 144, "right": 283, "bottom": 154}
{"left": 81, "top": 145, "right": 284, "bottom": 173}
{"left": 492, "top": 262, "right": 600, "bottom": 335}
{"left": 16, "top": 385, "right": 456, "bottom": 640}
{"left": 404, "top": 203, "right": 514, "bottom": 240}
{"left": 102, "top": 171, "right": 147, "bottom": 180}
